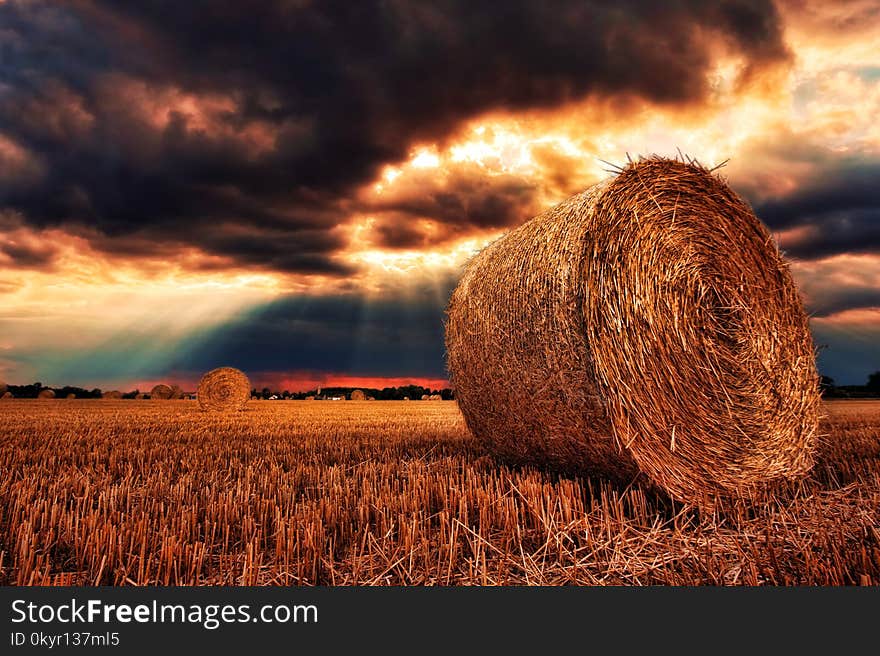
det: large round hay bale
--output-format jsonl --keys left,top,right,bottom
{"left": 37, "top": 389, "right": 55, "bottom": 399}
{"left": 170, "top": 385, "right": 184, "bottom": 400}
{"left": 102, "top": 390, "right": 122, "bottom": 399}
{"left": 350, "top": 389, "right": 366, "bottom": 401}
{"left": 197, "top": 367, "right": 250, "bottom": 412}
{"left": 150, "top": 384, "right": 173, "bottom": 400}
{"left": 445, "top": 157, "right": 819, "bottom": 504}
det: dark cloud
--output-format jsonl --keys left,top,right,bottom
{"left": 807, "top": 284, "right": 880, "bottom": 318}
{"left": 371, "top": 219, "right": 438, "bottom": 250}
{"left": 0, "top": 237, "right": 58, "bottom": 268}
{"left": 781, "top": 209, "right": 880, "bottom": 261}
{"left": 757, "top": 162, "right": 880, "bottom": 229}
{"left": 0, "top": 0, "right": 789, "bottom": 270}
{"left": 754, "top": 161, "right": 880, "bottom": 260}
{"left": 375, "top": 173, "right": 538, "bottom": 228}
{"left": 365, "top": 167, "right": 543, "bottom": 248}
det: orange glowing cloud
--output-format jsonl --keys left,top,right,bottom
{"left": 95, "top": 74, "right": 277, "bottom": 158}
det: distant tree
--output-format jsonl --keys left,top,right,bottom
{"left": 819, "top": 376, "right": 836, "bottom": 396}
{"left": 867, "top": 371, "right": 880, "bottom": 393}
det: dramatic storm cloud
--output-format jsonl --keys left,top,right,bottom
{"left": 755, "top": 160, "right": 880, "bottom": 259}
{"left": 1, "top": 0, "right": 789, "bottom": 269}
{"left": 1, "top": 0, "right": 878, "bottom": 386}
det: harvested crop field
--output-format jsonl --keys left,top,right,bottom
{"left": 0, "top": 400, "right": 878, "bottom": 585}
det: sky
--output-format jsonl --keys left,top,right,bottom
{"left": 1, "top": 0, "right": 879, "bottom": 390}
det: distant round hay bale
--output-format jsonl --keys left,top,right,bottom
{"left": 446, "top": 157, "right": 819, "bottom": 505}
{"left": 170, "top": 385, "right": 184, "bottom": 400}
{"left": 403, "top": 396, "right": 410, "bottom": 401}
{"left": 1, "top": 391, "right": 12, "bottom": 399}
{"left": 197, "top": 367, "right": 250, "bottom": 412}
{"left": 304, "top": 395, "right": 315, "bottom": 401}
{"left": 66, "top": 393, "right": 76, "bottom": 399}
{"left": 37, "top": 389, "right": 55, "bottom": 399}
{"left": 150, "top": 384, "right": 173, "bottom": 400}
{"left": 135, "top": 393, "right": 145, "bottom": 400}
{"left": 102, "top": 390, "right": 122, "bottom": 399}
{"left": 350, "top": 389, "right": 366, "bottom": 401}
{"left": 420, "top": 394, "right": 429, "bottom": 400}
{"left": 366, "top": 396, "right": 375, "bottom": 401}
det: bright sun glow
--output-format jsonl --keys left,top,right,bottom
{"left": 410, "top": 148, "right": 440, "bottom": 168}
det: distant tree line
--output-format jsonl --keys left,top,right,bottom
{"left": 13, "top": 371, "right": 877, "bottom": 401}
{"left": 821, "top": 371, "right": 880, "bottom": 398}
{"left": 5, "top": 383, "right": 104, "bottom": 399}
{"left": 4, "top": 382, "right": 456, "bottom": 400}
{"left": 250, "top": 385, "right": 455, "bottom": 400}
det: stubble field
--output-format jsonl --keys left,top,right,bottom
{"left": 0, "top": 399, "right": 878, "bottom": 585}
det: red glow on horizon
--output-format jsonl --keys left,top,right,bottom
{"left": 129, "top": 373, "right": 450, "bottom": 394}
{"left": 259, "top": 373, "right": 450, "bottom": 393}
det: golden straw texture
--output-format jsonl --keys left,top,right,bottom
{"left": 445, "top": 157, "right": 819, "bottom": 504}
{"left": 197, "top": 367, "right": 251, "bottom": 412}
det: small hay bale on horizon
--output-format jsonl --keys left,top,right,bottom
{"left": 1, "top": 391, "right": 12, "bottom": 399}
{"left": 445, "top": 156, "right": 819, "bottom": 506}
{"left": 37, "top": 389, "right": 55, "bottom": 400}
{"left": 150, "top": 384, "right": 173, "bottom": 400}
{"left": 304, "top": 395, "right": 315, "bottom": 401}
{"left": 102, "top": 390, "right": 123, "bottom": 399}
{"left": 66, "top": 393, "right": 76, "bottom": 399}
{"left": 350, "top": 389, "right": 366, "bottom": 401}
{"left": 197, "top": 367, "right": 250, "bottom": 412}
{"left": 420, "top": 394, "right": 429, "bottom": 400}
